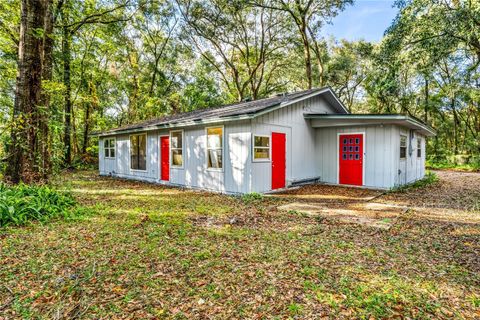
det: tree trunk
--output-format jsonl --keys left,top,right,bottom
{"left": 300, "top": 25, "right": 312, "bottom": 89}
{"left": 62, "top": 9, "right": 72, "bottom": 167}
{"left": 424, "top": 77, "right": 429, "bottom": 123}
{"left": 6, "top": 0, "right": 47, "bottom": 183}
{"left": 39, "top": 0, "right": 54, "bottom": 179}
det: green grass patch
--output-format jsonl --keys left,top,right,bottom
{"left": 0, "top": 183, "right": 86, "bottom": 227}
{"left": 390, "top": 171, "right": 438, "bottom": 192}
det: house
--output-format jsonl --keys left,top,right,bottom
{"left": 96, "top": 87, "right": 435, "bottom": 193}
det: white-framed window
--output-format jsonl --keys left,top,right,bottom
{"left": 417, "top": 138, "right": 422, "bottom": 158}
{"left": 400, "top": 135, "right": 407, "bottom": 159}
{"left": 130, "top": 133, "right": 147, "bottom": 171}
{"left": 206, "top": 126, "right": 223, "bottom": 170}
{"left": 104, "top": 138, "right": 115, "bottom": 158}
{"left": 253, "top": 134, "right": 270, "bottom": 161}
{"left": 170, "top": 130, "right": 183, "bottom": 167}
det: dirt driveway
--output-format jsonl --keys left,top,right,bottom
{"left": 275, "top": 170, "right": 480, "bottom": 228}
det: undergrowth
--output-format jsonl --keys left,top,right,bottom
{"left": 0, "top": 184, "right": 86, "bottom": 227}
{"left": 391, "top": 171, "right": 438, "bottom": 192}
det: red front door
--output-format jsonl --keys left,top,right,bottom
{"left": 160, "top": 136, "right": 170, "bottom": 181}
{"left": 272, "top": 132, "right": 286, "bottom": 190}
{"left": 339, "top": 134, "right": 363, "bottom": 186}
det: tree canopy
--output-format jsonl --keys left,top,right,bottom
{"left": 0, "top": 0, "right": 478, "bottom": 182}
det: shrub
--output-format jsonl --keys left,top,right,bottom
{"left": 0, "top": 184, "right": 79, "bottom": 227}
{"left": 391, "top": 171, "right": 439, "bottom": 192}
{"left": 241, "top": 192, "right": 264, "bottom": 204}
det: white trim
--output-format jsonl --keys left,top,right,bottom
{"left": 169, "top": 129, "right": 184, "bottom": 169}
{"left": 205, "top": 125, "right": 225, "bottom": 172}
{"left": 252, "top": 133, "right": 271, "bottom": 162}
{"left": 159, "top": 134, "right": 170, "bottom": 181}
{"left": 336, "top": 132, "right": 366, "bottom": 186}
{"left": 129, "top": 133, "right": 148, "bottom": 172}
{"left": 103, "top": 137, "right": 116, "bottom": 159}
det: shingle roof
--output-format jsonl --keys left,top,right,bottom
{"left": 98, "top": 87, "right": 346, "bottom": 136}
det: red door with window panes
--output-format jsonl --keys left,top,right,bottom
{"left": 160, "top": 136, "right": 170, "bottom": 181}
{"left": 339, "top": 134, "right": 363, "bottom": 186}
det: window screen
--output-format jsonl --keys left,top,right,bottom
{"left": 104, "top": 138, "right": 115, "bottom": 158}
{"left": 171, "top": 131, "right": 183, "bottom": 167}
{"left": 253, "top": 135, "right": 270, "bottom": 160}
{"left": 400, "top": 136, "right": 407, "bottom": 159}
{"left": 207, "top": 127, "right": 223, "bottom": 169}
{"left": 130, "top": 134, "right": 146, "bottom": 170}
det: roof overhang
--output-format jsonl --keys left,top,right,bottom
{"left": 305, "top": 114, "right": 436, "bottom": 136}
{"left": 94, "top": 87, "right": 349, "bottom": 137}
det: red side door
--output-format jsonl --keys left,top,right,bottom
{"left": 339, "top": 134, "right": 363, "bottom": 186}
{"left": 271, "top": 132, "right": 286, "bottom": 190}
{"left": 160, "top": 136, "right": 170, "bottom": 181}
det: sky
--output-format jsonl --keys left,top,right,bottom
{"left": 321, "top": 0, "right": 399, "bottom": 43}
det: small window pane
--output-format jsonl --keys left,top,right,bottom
{"left": 349, "top": 154, "right": 353, "bottom": 160}
{"left": 355, "top": 146, "right": 359, "bottom": 152}
{"left": 355, "top": 138, "right": 359, "bottom": 144}
{"left": 343, "top": 154, "right": 347, "bottom": 160}
{"left": 171, "top": 131, "right": 182, "bottom": 149}
{"left": 208, "top": 149, "right": 223, "bottom": 168}
{"left": 110, "top": 149, "right": 115, "bottom": 158}
{"left": 350, "top": 138, "right": 353, "bottom": 144}
{"left": 254, "top": 136, "right": 269, "bottom": 148}
{"left": 172, "top": 149, "right": 183, "bottom": 166}
{"left": 207, "top": 127, "right": 223, "bottom": 149}
{"left": 343, "top": 146, "right": 347, "bottom": 152}
{"left": 105, "top": 148, "right": 109, "bottom": 157}
{"left": 355, "top": 154, "right": 359, "bottom": 160}
{"left": 349, "top": 146, "right": 353, "bottom": 151}
{"left": 254, "top": 148, "right": 269, "bottom": 159}
{"left": 343, "top": 138, "right": 347, "bottom": 144}
{"left": 104, "top": 139, "right": 109, "bottom": 148}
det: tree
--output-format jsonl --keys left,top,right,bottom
{"left": 6, "top": 0, "right": 50, "bottom": 183}
{"left": 251, "top": 0, "right": 353, "bottom": 89}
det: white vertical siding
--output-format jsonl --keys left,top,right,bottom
{"left": 250, "top": 95, "right": 338, "bottom": 192}
{"left": 315, "top": 125, "right": 396, "bottom": 189}
{"left": 393, "top": 128, "right": 426, "bottom": 186}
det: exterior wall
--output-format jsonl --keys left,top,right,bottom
{"left": 250, "top": 95, "right": 338, "bottom": 192}
{"left": 315, "top": 124, "right": 427, "bottom": 189}
{"left": 393, "top": 127, "right": 426, "bottom": 186}
{"left": 315, "top": 125, "right": 397, "bottom": 189}
{"left": 99, "top": 121, "right": 252, "bottom": 194}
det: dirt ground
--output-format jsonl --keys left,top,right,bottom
{"left": 0, "top": 170, "right": 479, "bottom": 319}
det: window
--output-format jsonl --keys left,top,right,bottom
{"left": 130, "top": 133, "right": 147, "bottom": 170}
{"left": 104, "top": 138, "right": 115, "bottom": 158}
{"left": 207, "top": 127, "right": 223, "bottom": 169}
{"left": 400, "top": 135, "right": 407, "bottom": 159}
{"left": 417, "top": 138, "right": 422, "bottom": 158}
{"left": 170, "top": 130, "right": 183, "bottom": 167}
{"left": 253, "top": 135, "right": 270, "bottom": 161}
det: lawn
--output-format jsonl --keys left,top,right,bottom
{"left": 0, "top": 170, "right": 479, "bottom": 319}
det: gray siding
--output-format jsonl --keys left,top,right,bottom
{"left": 393, "top": 127, "right": 426, "bottom": 186}
{"left": 315, "top": 124, "right": 426, "bottom": 189}
{"left": 315, "top": 125, "right": 396, "bottom": 189}
{"left": 250, "top": 95, "right": 338, "bottom": 192}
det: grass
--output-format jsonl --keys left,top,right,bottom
{"left": 0, "top": 170, "right": 479, "bottom": 319}
{"left": 426, "top": 160, "right": 480, "bottom": 172}
{"left": 390, "top": 171, "right": 439, "bottom": 192}
{"left": 0, "top": 183, "right": 86, "bottom": 227}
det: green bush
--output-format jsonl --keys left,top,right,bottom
{"left": 391, "top": 171, "right": 439, "bottom": 192}
{"left": 241, "top": 192, "right": 264, "bottom": 204}
{"left": 0, "top": 184, "right": 79, "bottom": 227}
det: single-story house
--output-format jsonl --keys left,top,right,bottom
{"left": 96, "top": 87, "right": 435, "bottom": 193}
